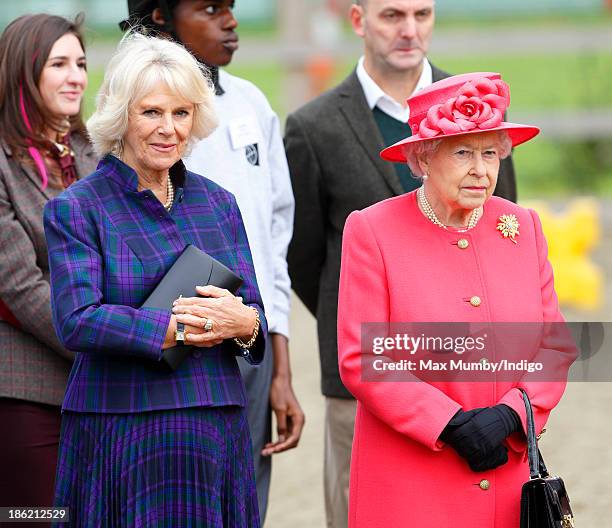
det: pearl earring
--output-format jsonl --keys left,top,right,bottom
{"left": 422, "top": 173, "right": 429, "bottom": 181}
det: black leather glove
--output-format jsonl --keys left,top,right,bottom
{"left": 467, "top": 444, "right": 509, "bottom": 472}
{"left": 440, "top": 405, "right": 520, "bottom": 471}
{"left": 439, "top": 408, "right": 486, "bottom": 444}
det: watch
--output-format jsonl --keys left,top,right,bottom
{"left": 175, "top": 321, "right": 186, "bottom": 343}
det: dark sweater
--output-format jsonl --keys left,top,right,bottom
{"left": 373, "top": 106, "right": 421, "bottom": 193}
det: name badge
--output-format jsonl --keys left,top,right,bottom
{"left": 228, "top": 116, "right": 259, "bottom": 150}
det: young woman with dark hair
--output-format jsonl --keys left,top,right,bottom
{"left": 0, "top": 13, "right": 97, "bottom": 513}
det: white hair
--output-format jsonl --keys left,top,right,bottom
{"left": 87, "top": 32, "right": 218, "bottom": 157}
{"left": 402, "top": 130, "right": 513, "bottom": 178}
{"left": 404, "top": 139, "right": 443, "bottom": 178}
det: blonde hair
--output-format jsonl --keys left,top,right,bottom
{"left": 87, "top": 32, "right": 218, "bottom": 157}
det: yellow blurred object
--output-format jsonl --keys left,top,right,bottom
{"left": 523, "top": 198, "right": 603, "bottom": 311}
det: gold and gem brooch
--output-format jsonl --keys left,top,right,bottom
{"left": 496, "top": 214, "right": 520, "bottom": 244}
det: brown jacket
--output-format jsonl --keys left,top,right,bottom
{"left": 0, "top": 134, "right": 97, "bottom": 405}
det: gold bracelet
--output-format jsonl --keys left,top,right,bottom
{"left": 233, "top": 307, "right": 260, "bottom": 349}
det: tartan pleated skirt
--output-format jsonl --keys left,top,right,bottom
{"left": 53, "top": 406, "right": 259, "bottom": 527}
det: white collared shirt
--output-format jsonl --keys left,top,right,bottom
{"left": 356, "top": 56, "right": 433, "bottom": 123}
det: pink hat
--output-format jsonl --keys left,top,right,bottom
{"left": 380, "top": 72, "right": 540, "bottom": 163}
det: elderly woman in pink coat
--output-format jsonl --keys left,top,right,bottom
{"left": 337, "top": 73, "right": 575, "bottom": 528}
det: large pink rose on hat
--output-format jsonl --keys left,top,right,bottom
{"left": 417, "top": 78, "right": 510, "bottom": 138}
{"left": 379, "top": 72, "right": 540, "bottom": 163}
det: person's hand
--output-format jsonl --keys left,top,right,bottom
{"left": 262, "top": 374, "right": 305, "bottom": 456}
{"left": 440, "top": 408, "right": 486, "bottom": 443}
{"left": 468, "top": 444, "right": 509, "bottom": 473}
{"left": 441, "top": 405, "right": 520, "bottom": 471}
{"left": 172, "top": 285, "right": 257, "bottom": 348}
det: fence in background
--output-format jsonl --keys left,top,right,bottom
{"left": 0, "top": 0, "right": 606, "bottom": 29}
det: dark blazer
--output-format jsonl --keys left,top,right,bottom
{"left": 0, "top": 134, "right": 97, "bottom": 406}
{"left": 284, "top": 65, "right": 517, "bottom": 398}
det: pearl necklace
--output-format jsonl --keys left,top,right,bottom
{"left": 164, "top": 175, "right": 174, "bottom": 211}
{"left": 417, "top": 186, "right": 481, "bottom": 231}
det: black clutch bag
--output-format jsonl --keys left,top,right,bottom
{"left": 520, "top": 389, "right": 575, "bottom": 528}
{"left": 142, "top": 244, "right": 243, "bottom": 370}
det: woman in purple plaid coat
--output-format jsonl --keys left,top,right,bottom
{"left": 44, "top": 33, "right": 266, "bottom": 527}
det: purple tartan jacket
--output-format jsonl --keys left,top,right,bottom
{"left": 43, "top": 154, "right": 267, "bottom": 413}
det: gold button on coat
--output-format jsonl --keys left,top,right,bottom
{"left": 470, "top": 296, "right": 482, "bottom": 307}
{"left": 457, "top": 239, "right": 469, "bottom": 249}
{"left": 479, "top": 479, "right": 490, "bottom": 490}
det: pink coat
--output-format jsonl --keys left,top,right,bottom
{"left": 337, "top": 191, "right": 575, "bottom": 528}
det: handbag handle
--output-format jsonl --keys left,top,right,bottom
{"left": 520, "top": 389, "right": 549, "bottom": 479}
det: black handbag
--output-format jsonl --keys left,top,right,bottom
{"left": 520, "top": 389, "right": 575, "bottom": 528}
{"left": 142, "top": 244, "right": 243, "bottom": 370}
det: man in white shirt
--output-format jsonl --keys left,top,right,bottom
{"left": 121, "top": 1, "right": 304, "bottom": 522}
{"left": 285, "top": 1, "right": 516, "bottom": 526}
